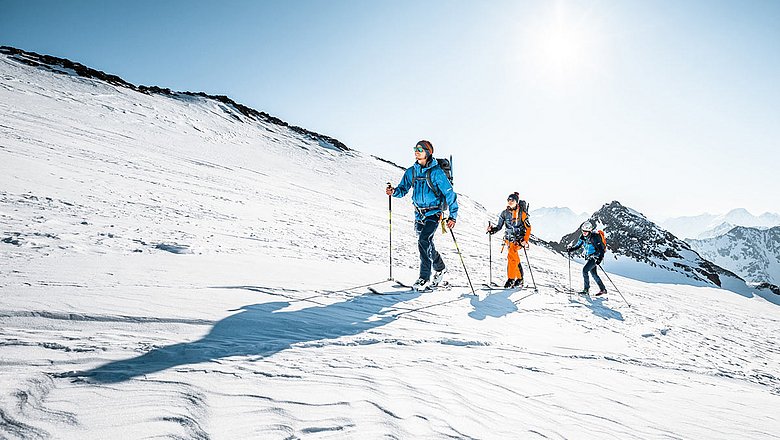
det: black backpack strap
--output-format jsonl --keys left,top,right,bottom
{"left": 425, "top": 167, "right": 443, "bottom": 200}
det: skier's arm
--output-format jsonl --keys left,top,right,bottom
{"left": 522, "top": 212, "right": 532, "bottom": 243}
{"left": 593, "top": 235, "right": 606, "bottom": 261}
{"left": 489, "top": 212, "right": 506, "bottom": 234}
{"left": 392, "top": 168, "right": 413, "bottom": 198}
{"left": 433, "top": 168, "right": 458, "bottom": 220}
{"left": 568, "top": 237, "right": 584, "bottom": 252}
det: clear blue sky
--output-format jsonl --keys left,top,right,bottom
{"left": 2, "top": 0, "right": 778, "bottom": 219}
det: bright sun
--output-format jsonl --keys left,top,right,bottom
{"left": 523, "top": 2, "right": 606, "bottom": 83}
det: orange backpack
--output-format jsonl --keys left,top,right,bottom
{"left": 597, "top": 230, "right": 607, "bottom": 249}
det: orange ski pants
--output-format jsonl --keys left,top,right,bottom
{"left": 505, "top": 240, "right": 525, "bottom": 280}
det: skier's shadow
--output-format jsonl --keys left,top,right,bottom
{"left": 572, "top": 295, "right": 624, "bottom": 321}
{"left": 78, "top": 289, "right": 421, "bottom": 383}
{"left": 467, "top": 290, "right": 518, "bottom": 320}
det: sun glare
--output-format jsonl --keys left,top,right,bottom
{"left": 522, "top": 1, "right": 606, "bottom": 84}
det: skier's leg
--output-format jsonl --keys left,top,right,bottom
{"left": 517, "top": 248, "right": 524, "bottom": 282}
{"left": 416, "top": 216, "right": 439, "bottom": 280}
{"left": 590, "top": 265, "right": 606, "bottom": 291}
{"left": 582, "top": 259, "right": 595, "bottom": 291}
{"left": 429, "top": 217, "right": 445, "bottom": 273}
{"left": 507, "top": 242, "right": 521, "bottom": 279}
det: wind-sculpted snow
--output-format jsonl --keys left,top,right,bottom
{"left": 1, "top": 49, "right": 779, "bottom": 438}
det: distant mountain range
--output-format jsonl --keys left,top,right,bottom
{"left": 690, "top": 226, "right": 780, "bottom": 287}
{"left": 660, "top": 209, "right": 780, "bottom": 240}
{"left": 529, "top": 207, "right": 590, "bottom": 242}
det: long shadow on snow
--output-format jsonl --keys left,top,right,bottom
{"left": 78, "top": 289, "right": 421, "bottom": 383}
{"left": 467, "top": 290, "right": 518, "bottom": 320}
{"left": 570, "top": 296, "right": 624, "bottom": 321}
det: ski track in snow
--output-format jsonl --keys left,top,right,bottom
{"left": 1, "top": 53, "right": 780, "bottom": 439}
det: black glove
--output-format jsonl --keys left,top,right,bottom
{"left": 596, "top": 255, "right": 603, "bottom": 265}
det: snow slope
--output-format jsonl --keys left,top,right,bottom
{"left": 1, "top": 48, "right": 779, "bottom": 439}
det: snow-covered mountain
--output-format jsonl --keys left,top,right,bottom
{"left": 690, "top": 226, "right": 780, "bottom": 287}
{"left": 661, "top": 208, "right": 780, "bottom": 240}
{"left": 558, "top": 202, "right": 761, "bottom": 293}
{"left": 528, "top": 206, "right": 590, "bottom": 242}
{"left": 2, "top": 47, "right": 780, "bottom": 439}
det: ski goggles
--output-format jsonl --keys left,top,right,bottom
{"left": 413, "top": 146, "right": 426, "bottom": 152}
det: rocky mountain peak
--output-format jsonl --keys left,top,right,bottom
{"left": 559, "top": 201, "right": 743, "bottom": 287}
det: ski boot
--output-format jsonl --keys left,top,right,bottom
{"left": 512, "top": 278, "right": 524, "bottom": 289}
{"left": 431, "top": 268, "right": 447, "bottom": 287}
{"left": 412, "top": 278, "right": 431, "bottom": 292}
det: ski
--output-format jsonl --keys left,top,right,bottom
{"left": 415, "top": 281, "right": 451, "bottom": 292}
{"left": 479, "top": 285, "right": 524, "bottom": 292}
{"left": 368, "top": 281, "right": 450, "bottom": 295}
{"left": 368, "top": 286, "right": 413, "bottom": 295}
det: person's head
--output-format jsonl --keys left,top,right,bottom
{"left": 414, "top": 140, "right": 433, "bottom": 163}
{"left": 507, "top": 192, "right": 519, "bottom": 209}
{"left": 581, "top": 221, "right": 594, "bottom": 235}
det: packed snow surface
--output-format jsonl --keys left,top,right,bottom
{"left": 1, "top": 52, "right": 779, "bottom": 439}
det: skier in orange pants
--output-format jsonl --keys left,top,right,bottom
{"left": 487, "top": 192, "right": 532, "bottom": 288}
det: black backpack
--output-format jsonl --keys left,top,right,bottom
{"left": 518, "top": 199, "right": 528, "bottom": 215}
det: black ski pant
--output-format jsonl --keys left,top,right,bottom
{"left": 583, "top": 258, "right": 606, "bottom": 292}
{"left": 415, "top": 215, "right": 445, "bottom": 281}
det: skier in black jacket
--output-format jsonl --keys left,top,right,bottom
{"left": 566, "top": 221, "right": 607, "bottom": 296}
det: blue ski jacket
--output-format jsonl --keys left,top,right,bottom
{"left": 393, "top": 157, "right": 459, "bottom": 221}
{"left": 570, "top": 233, "right": 605, "bottom": 259}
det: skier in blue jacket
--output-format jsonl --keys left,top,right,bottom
{"left": 386, "top": 140, "right": 458, "bottom": 291}
{"left": 566, "top": 221, "right": 607, "bottom": 296}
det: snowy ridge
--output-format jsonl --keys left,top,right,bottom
{"left": 690, "top": 226, "right": 780, "bottom": 287}
{"left": 0, "top": 45, "right": 351, "bottom": 153}
{"left": 1, "top": 47, "right": 780, "bottom": 438}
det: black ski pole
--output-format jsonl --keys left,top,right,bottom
{"left": 568, "top": 252, "right": 573, "bottom": 295}
{"left": 522, "top": 247, "right": 538, "bottom": 292}
{"left": 387, "top": 182, "right": 393, "bottom": 281}
{"left": 597, "top": 264, "right": 631, "bottom": 308}
{"left": 488, "top": 222, "right": 493, "bottom": 286}
{"left": 449, "top": 227, "right": 476, "bottom": 295}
